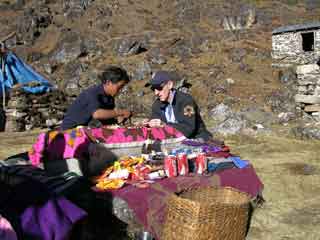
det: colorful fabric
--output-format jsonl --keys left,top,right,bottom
{"left": 98, "top": 165, "right": 263, "bottom": 240}
{"left": 0, "top": 215, "right": 17, "bottom": 240}
{"left": 21, "top": 197, "right": 87, "bottom": 240}
{"left": 29, "top": 125, "right": 185, "bottom": 167}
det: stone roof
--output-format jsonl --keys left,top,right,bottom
{"left": 272, "top": 22, "right": 320, "bottom": 35}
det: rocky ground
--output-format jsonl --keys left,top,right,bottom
{"left": 0, "top": 125, "right": 319, "bottom": 240}
{"left": 0, "top": 0, "right": 320, "bottom": 118}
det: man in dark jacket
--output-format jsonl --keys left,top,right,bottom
{"left": 61, "top": 66, "right": 131, "bottom": 130}
{"left": 145, "top": 71, "right": 212, "bottom": 140}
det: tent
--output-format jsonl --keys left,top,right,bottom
{"left": 0, "top": 51, "right": 53, "bottom": 97}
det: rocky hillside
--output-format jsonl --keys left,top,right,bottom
{"left": 1, "top": 0, "right": 320, "bottom": 133}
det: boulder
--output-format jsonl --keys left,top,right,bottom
{"left": 210, "top": 113, "right": 247, "bottom": 136}
{"left": 51, "top": 31, "right": 87, "bottom": 64}
{"left": 209, "top": 103, "right": 233, "bottom": 122}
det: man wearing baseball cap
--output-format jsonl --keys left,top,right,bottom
{"left": 145, "top": 70, "right": 212, "bottom": 140}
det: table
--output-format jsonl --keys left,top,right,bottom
{"left": 96, "top": 165, "right": 263, "bottom": 240}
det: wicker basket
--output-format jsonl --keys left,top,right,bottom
{"left": 162, "top": 187, "right": 251, "bottom": 240}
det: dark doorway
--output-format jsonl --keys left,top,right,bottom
{"left": 301, "top": 32, "right": 314, "bottom": 52}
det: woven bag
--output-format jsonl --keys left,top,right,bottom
{"left": 162, "top": 187, "right": 251, "bottom": 240}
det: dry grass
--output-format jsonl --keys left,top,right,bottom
{"left": 226, "top": 133, "right": 320, "bottom": 240}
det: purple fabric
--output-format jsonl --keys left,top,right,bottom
{"left": 108, "top": 165, "right": 263, "bottom": 239}
{"left": 182, "top": 139, "right": 224, "bottom": 153}
{"left": 21, "top": 197, "right": 87, "bottom": 240}
{"left": 201, "top": 145, "right": 222, "bottom": 153}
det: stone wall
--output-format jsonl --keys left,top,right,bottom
{"left": 295, "top": 64, "right": 320, "bottom": 120}
{"left": 272, "top": 30, "right": 320, "bottom": 64}
{"left": 3, "top": 87, "right": 71, "bottom": 132}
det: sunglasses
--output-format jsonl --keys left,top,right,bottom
{"left": 151, "top": 85, "right": 163, "bottom": 91}
{"left": 150, "top": 82, "right": 167, "bottom": 91}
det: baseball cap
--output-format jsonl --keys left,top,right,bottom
{"left": 144, "top": 71, "right": 172, "bottom": 89}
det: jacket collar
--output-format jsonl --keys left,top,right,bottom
{"left": 160, "top": 89, "right": 176, "bottom": 110}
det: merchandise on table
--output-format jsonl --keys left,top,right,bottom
{"left": 177, "top": 153, "right": 189, "bottom": 175}
{"left": 93, "top": 140, "right": 248, "bottom": 191}
{"left": 164, "top": 155, "right": 178, "bottom": 177}
{"left": 195, "top": 153, "right": 207, "bottom": 174}
{"left": 148, "top": 170, "right": 166, "bottom": 180}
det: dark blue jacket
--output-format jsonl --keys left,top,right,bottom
{"left": 61, "top": 85, "right": 115, "bottom": 130}
{"left": 151, "top": 90, "right": 212, "bottom": 140}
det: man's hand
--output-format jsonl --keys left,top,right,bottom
{"left": 116, "top": 109, "right": 132, "bottom": 125}
{"left": 148, "top": 118, "right": 162, "bottom": 127}
{"left": 117, "top": 109, "right": 132, "bottom": 118}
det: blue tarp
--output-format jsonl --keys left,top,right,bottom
{"left": 0, "top": 52, "right": 52, "bottom": 94}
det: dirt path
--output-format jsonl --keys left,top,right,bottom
{"left": 0, "top": 130, "right": 319, "bottom": 239}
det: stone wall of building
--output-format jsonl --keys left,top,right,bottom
{"left": 295, "top": 64, "right": 320, "bottom": 120}
{"left": 272, "top": 30, "right": 320, "bottom": 64}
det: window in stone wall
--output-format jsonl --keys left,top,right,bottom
{"left": 301, "top": 32, "right": 314, "bottom": 52}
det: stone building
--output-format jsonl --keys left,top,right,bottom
{"left": 272, "top": 22, "right": 320, "bottom": 64}
{"left": 295, "top": 64, "right": 320, "bottom": 120}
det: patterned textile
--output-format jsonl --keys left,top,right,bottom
{"left": 97, "top": 165, "right": 263, "bottom": 240}
{"left": 0, "top": 215, "right": 17, "bottom": 240}
{"left": 29, "top": 125, "right": 185, "bottom": 167}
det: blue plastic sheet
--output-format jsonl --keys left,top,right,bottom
{"left": 0, "top": 52, "right": 52, "bottom": 94}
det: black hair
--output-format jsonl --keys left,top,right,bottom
{"left": 99, "top": 66, "right": 130, "bottom": 84}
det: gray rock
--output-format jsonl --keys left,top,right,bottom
{"left": 292, "top": 124, "right": 320, "bottom": 140}
{"left": 61, "top": 60, "right": 87, "bottom": 95}
{"left": 210, "top": 113, "right": 247, "bottom": 136}
{"left": 116, "top": 37, "right": 148, "bottom": 57}
{"left": 209, "top": 103, "right": 233, "bottom": 122}
{"left": 295, "top": 94, "right": 320, "bottom": 104}
{"left": 51, "top": 31, "right": 86, "bottom": 64}
{"left": 241, "top": 107, "right": 277, "bottom": 127}
{"left": 63, "top": 0, "right": 94, "bottom": 18}
{"left": 266, "top": 90, "right": 296, "bottom": 113}
{"left": 167, "top": 38, "right": 192, "bottom": 59}
{"left": 296, "top": 64, "right": 320, "bottom": 75}
{"left": 133, "top": 61, "right": 152, "bottom": 81}
{"left": 147, "top": 48, "right": 167, "bottom": 65}
{"left": 16, "top": 7, "right": 52, "bottom": 44}
{"left": 278, "top": 112, "right": 296, "bottom": 124}
{"left": 175, "top": 0, "right": 200, "bottom": 26}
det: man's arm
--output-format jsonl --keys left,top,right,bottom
{"left": 92, "top": 109, "right": 131, "bottom": 121}
{"left": 150, "top": 101, "right": 162, "bottom": 119}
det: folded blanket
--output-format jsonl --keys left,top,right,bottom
{"left": 28, "top": 125, "right": 185, "bottom": 167}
